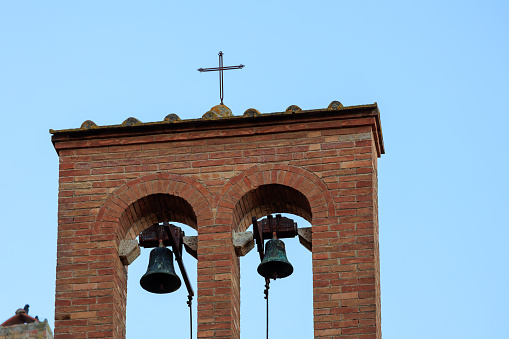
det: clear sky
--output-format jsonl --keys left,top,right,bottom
{"left": 1, "top": 1, "right": 508, "bottom": 338}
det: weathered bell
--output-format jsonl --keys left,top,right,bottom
{"left": 140, "top": 247, "right": 181, "bottom": 294}
{"left": 257, "top": 239, "right": 293, "bottom": 279}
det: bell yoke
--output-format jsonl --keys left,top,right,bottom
{"left": 254, "top": 214, "right": 297, "bottom": 280}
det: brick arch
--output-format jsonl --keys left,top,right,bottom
{"left": 233, "top": 184, "right": 312, "bottom": 231}
{"left": 94, "top": 173, "right": 213, "bottom": 240}
{"left": 216, "top": 164, "right": 334, "bottom": 232}
{"left": 119, "top": 193, "right": 197, "bottom": 240}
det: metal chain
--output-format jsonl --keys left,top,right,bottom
{"left": 264, "top": 279, "right": 270, "bottom": 339}
{"left": 187, "top": 295, "right": 193, "bottom": 339}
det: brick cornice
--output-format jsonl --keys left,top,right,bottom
{"left": 51, "top": 104, "right": 384, "bottom": 157}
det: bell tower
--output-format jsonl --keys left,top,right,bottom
{"left": 51, "top": 101, "right": 384, "bottom": 338}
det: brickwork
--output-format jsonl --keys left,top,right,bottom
{"left": 51, "top": 104, "right": 384, "bottom": 338}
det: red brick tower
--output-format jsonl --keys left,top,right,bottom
{"left": 51, "top": 101, "right": 384, "bottom": 338}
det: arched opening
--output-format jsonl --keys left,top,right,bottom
{"left": 237, "top": 185, "right": 313, "bottom": 338}
{"left": 233, "top": 184, "right": 312, "bottom": 232}
{"left": 123, "top": 194, "right": 198, "bottom": 338}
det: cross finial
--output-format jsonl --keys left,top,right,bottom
{"left": 198, "top": 51, "right": 244, "bottom": 105}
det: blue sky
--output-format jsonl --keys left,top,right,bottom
{"left": 0, "top": 1, "right": 508, "bottom": 338}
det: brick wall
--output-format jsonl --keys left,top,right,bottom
{"left": 51, "top": 104, "right": 384, "bottom": 338}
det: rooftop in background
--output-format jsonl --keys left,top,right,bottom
{"left": 0, "top": 306, "right": 53, "bottom": 339}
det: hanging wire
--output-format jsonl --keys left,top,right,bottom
{"left": 187, "top": 295, "right": 193, "bottom": 339}
{"left": 264, "top": 279, "right": 270, "bottom": 339}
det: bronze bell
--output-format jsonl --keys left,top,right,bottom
{"left": 140, "top": 247, "right": 181, "bottom": 294}
{"left": 257, "top": 239, "right": 294, "bottom": 280}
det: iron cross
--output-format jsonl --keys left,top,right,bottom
{"left": 198, "top": 51, "right": 244, "bottom": 105}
